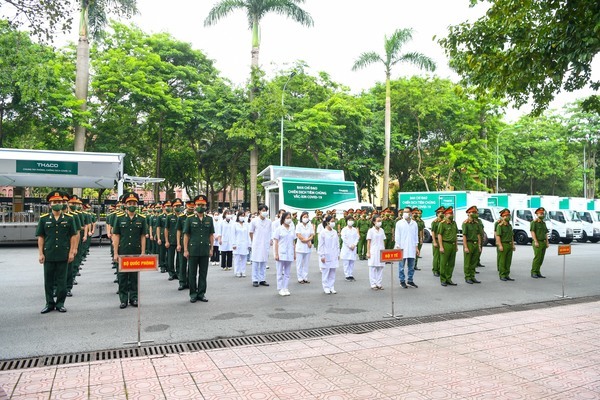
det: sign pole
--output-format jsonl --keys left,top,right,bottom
{"left": 555, "top": 245, "right": 571, "bottom": 299}
{"left": 381, "top": 249, "right": 403, "bottom": 319}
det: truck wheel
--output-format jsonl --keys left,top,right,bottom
{"left": 423, "top": 229, "right": 432, "bottom": 244}
{"left": 577, "top": 231, "right": 588, "bottom": 243}
{"left": 590, "top": 238, "right": 600, "bottom": 243}
{"left": 482, "top": 231, "right": 489, "bottom": 247}
{"left": 515, "top": 231, "right": 528, "bottom": 245}
{"left": 561, "top": 238, "right": 573, "bottom": 244}
{"left": 549, "top": 231, "right": 560, "bottom": 244}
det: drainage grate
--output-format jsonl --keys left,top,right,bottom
{"left": 2, "top": 295, "right": 598, "bottom": 372}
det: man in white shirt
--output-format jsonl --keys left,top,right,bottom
{"left": 249, "top": 205, "right": 272, "bottom": 287}
{"left": 395, "top": 206, "right": 420, "bottom": 288}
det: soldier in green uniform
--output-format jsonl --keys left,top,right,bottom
{"left": 356, "top": 211, "right": 370, "bottom": 260}
{"left": 530, "top": 207, "right": 549, "bottom": 278}
{"left": 156, "top": 201, "right": 169, "bottom": 273}
{"left": 112, "top": 192, "right": 147, "bottom": 309}
{"left": 462, "top": 206, "right": 482, "bottom": 284}
{"left": 495, "top": 208, "right": 516, "bottom": 281}
{"left": 312, "top": 210, "right": 323, "bottom": 249}
{"left": 67, "top": 195, "right": 86, "bottom": 291}
{"left": 437, "top": 207, "right": 458, "bottom": 286}
{"left": 431, "top": 206, "right": 445, "bottom": 277}
{"left": 36, "top": 191, "right": 78, "bottom": 313}
{"left": 382, "top": 209, "right": 395, "bottom": 250}
{"left": 176, "top": 200, "right": 194, "bottom": 290}
{"left": 148, "top": 204, "right": 159, "bottom": 255}
{"left": 475, "top": 214, "right": 486, "bottom": 268}
{"left": 292, "top": 212, "right": 298, "bottom": 226}
{"left": 413, "top": 208, "right": 424, "bottom": 270}
{"left": 336, "top": 210, "right": 347, "bottom": 247}
{"left": 164, "top": 199, "right": 180, "bottom": 281}
{"left": 183, "top": 195, "right": 215, "bottom": 303}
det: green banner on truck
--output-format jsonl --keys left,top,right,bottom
{"left": 281, "top": 178, "right": 357, "bottom": 210}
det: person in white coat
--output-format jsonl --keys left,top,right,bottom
{"left": 295, "top": 211, "right": 314, "bottom": 284}
{"left": 395, "top": 206, "right": 420, "bottom": 289}
{"left": 210, "top": 212, "right": 221, "bottom": 266}
{"left": 249, "top": 205, "right": 272, "bottom": 287}
{"left": 218, "top": 210, "right": 235, "bottom": 271}
{"left": 367, "top": 216, "right": 385, "bottom": 290}
{"left": 274, "top": 212, "right": 296, "bottom": 296}
{"left": 340, "top": 215, "right": 359, "bottom": 281}
{"left": 318, "top": 215, "right": 340, "bottom": 294}
{"left": 232, "top": 211, "right": 249, "bottom": 277}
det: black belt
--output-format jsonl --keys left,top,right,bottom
{"left": 501, "top": 241, "right": 512, "bottom": 244}
{"left": 467, "top": 240, "right": 478, "bottom": 243}
{"left": 443, "top": 240, "right": 454, "bottom": 243}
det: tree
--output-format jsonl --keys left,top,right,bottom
{"left": 352, "top": 28, "right": 435, "bottom": 208}
{"left": 0, "top": 0, "right": 74, "bottom": 41}
{"left": 204, "top": 0, "right": 313, "bottom": 212}
{"left": 440, "top": 0, "right": 600, "bottom": 114}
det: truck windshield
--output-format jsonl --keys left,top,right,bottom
{"left": 516, "top": 210, "right": 533, "bottom": 221}
{"left": 549, "top": 212, "right": 565, "bottom": 223}
{"left": 479, "top": 209, "right": 494, "bottom": 222}
{"left": 578, "top": 212, "right": 592, "bottom": 223}
{"left": 568, "top": 211, "right": 581, "bottom": 221}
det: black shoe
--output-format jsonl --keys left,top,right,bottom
{"left": 190, "top": 298, "right": 197, "bottom": 303}
{"left": 173, "top": 275, "right": 178, "bottom": 280}
{"left": 537, "top": 274, "right": 546, "bottom": 278}
{"left": 198, "top": 297, "right": 208, "bottom": 302}
{"left": 259, "top": 281, "right": 270, "bottom": 287}
{"left": 475, "top": 271, "right": 480, "bottom": 274}
{"left": 477, "top": 264, "right": 485, "bottom": 268}
{"left": 441, "top": 282, "right": 448, "bottom": 287}
{"left": 472, "top": 278, "right": 481, "bottom": 284}
{"left": 120, "top": 303, "right": 127, "bottom": 309}
{"left": 253, "top": 281, "right": 259, "bottom": 287}
{"left": 178, "top": 285, "right": 185, "bottom": 291}
{"left": 56, "top": 306, "right": 67, "bottom": 313}
{"left": 349, "top": 276, "right": 355, "bottom": 281}
{"left": 500, "top": 277, "right": 508, "bottom": 281}
{"left": 41, "top": 306, "right": 54, "bottom": 314}
{"left": 113, "top": 279, "right": 118, "bottom": 283}
{"left": 465, "top": 279, "right": 474, "bottom": 284}
{"left": 506, "top": 277, "right": 515, "bottom": 281}
{"left": 130, "top": 300, "right": 138, "bottom": 307}
{"left": 66, "top": 291, "right": 73, "bottom": 297}
{"left": 414, "top": 266, "right": 421, "bottom": 271}
{"left": 160, "top": 268, "right": 166, "bottom": 273}
{"left": 168, "top": 276, "right": 175, "bottom": 281}
{"left": 447, "top": 281, "right": 457, "bottom": 286}
{"left": 400, "top": 282, "right": 408, "bottom": 289}
{"left": 531, "top": 274, "right": 539, "bottom": 279}
{"left": 76, "top": 272, "right": 81, "bottom": 276}
{"left": 407, "top": 281, "right": 418, "bottom": 288}
{"left": 73, "top": 280, "right": 78, "bottom": 285}
{"left": 52, "top": 291, "right": 56, "bottom": 297}
{"left": 433, "top": 272, "right": 440, "bottom": 277}
{"left": 345, "top": 277, "right": 352, "bottom": 281}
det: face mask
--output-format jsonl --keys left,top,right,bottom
{"left": 403, "top": 213, "right": 410, "bottom": 220}
{"left": 195, "top": 207, "right": 205, "bottom": 214}
{"left": 447, "top": 215, "right": 454, "bottom": 221}
{"left": 213, "top": 215, "right": 219, "bottom": 221}
{"left": 62, "top": 204, "right": 68, "bottom": 211}
{"left": 225, "top": 215, "right": 231, "bottom": 221}
{"left": 347, "top": 220, "right": 354, "bottom": 227}
{"left": 165, "top": 207, "right": 172, "bottom": 213}
{"left": 329, "top": 222, "right": 336, "bottom": 228}
{"left": 472, "top": 213, "right": 479, "bottom": 218}
{"left": 51, "top": 204, "right": 63, "bottom": 212}
{"left": 261, "top": 211, "right": 269, "bottom": 218}
{"left": 239, "top": 216, "right": 246, "bottom": 222}
{"left": 504, "top": 216, "right": 510, "bottom": 221}
{"left": 69, "top": 205, "right": 77, "bottom": 211}
{"left": 285, "top": 218, "right": 292, "bottom": 225}
{"left": 186, "top": 208, "right": 194, "bottom": 214}
{"left": 302, "top": 217, "right": 309, "bottom": 224}
{"left": 375, "top": 221, "right": 382, "bottom": 227}
{"left": 127, "top": 206, "right": 137, "bottom": 213}
{"left": 175, "top": 207, "right": 182, "bottom": 213}
{"left": 537, "top": 213, "right": 544, "bottom": 219}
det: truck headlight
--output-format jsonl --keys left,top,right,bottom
{"left": 594, "top": 228, "right": 600, "bottom": 235}
{"left": 567, "top": 228, "right": 573, "bottom": 235}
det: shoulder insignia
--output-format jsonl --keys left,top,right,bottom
{"left": 40, "top": 213, "right": 49, "bottom": 217}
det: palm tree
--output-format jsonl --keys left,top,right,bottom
{"left": 352, "top": 28, "right": 435, "bottom": 208}
{"left": 73, "top": 0, "right": 138, "bottom": 153}
{"left": 204, "top": 0, "right": 313, "bottom": 212}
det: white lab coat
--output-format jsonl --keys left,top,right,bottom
{"left": 295, "top": 222, "right": 314, "bottom": 253}
{"left": 218, "top": 219, "right": 235, "bottom": 252}
{"left": 250, "top": 217, "right": 272, "bottom": 262}
{"left": 340, "top": 226, "right": 359, "bottom": 260}
{"left": 394, "top": 218, "right": 418, "bottom": 258}
{"left": 213, "top": 219, "right": 222, "bottom": 246}
{"left": 318, "top": 228, "right": 340, "bottom": 269}
{"left": 367, "top": 227, "right": 386, "bottom": 267}
{"left": 273, "top": 224, "right": 296, "bottom": 262}
{"left": 232, "top": 222, "right": 249, "bottom": 255}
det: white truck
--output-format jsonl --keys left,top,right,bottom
{"left": 568, "top": 197, "right": 600, "bottom": 243}
{"left": 487, "top": 193, "right": 532, "bottom": 245}
{"left": 528, "top": 195, "right": 582, "bottom": 244}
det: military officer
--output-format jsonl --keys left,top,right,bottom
{"left": 413, "top": 208, "right": 424, "bottom": 270}
{"left": 530, "top": 207, "right": 549, "bottom": 278}
{"left": 176, "top": 200, "right": 194, "bottom": 290}
{"left": 382, "top": 209, "right": 395, "bottom": 250}
{"left": 112, "top": 192, "right": 147, "bottom": 309}
{"left": 495, "top": 208, "right": 516, "bottom": 281}
{"left": 462, "top": 206, "right": 482, "bottom": 284}
{"left": 163, "top": 199, "right": 179, "bottom": 281}
{"left": 437, "top": 206, "right": 458, "bottom": 286}
{"left": 67, "top": 195, "right": 86, "bottom": 291}
{"left": 36, "top": 191, "right": 78, "bottom": 313}
{"left": 156, "top": 201, "right": 169, "bottom": 273}
{"left": 356, "top": 211, "right": 370, "bottom": 260}
{"left": 183, "top": 195, "right": 215, "bottom": 303}
{"left": 475, "top": 213, "right": 486, "bottom": 268}
{"left": 312, "top": 210, "right": 323, "bottom": 249}
{"left": 431, "top": 206, "right": 445, "bottom": 277}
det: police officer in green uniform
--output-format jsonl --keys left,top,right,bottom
{"left": 112, "top": 192, "right": 147, "bottom": 309}
{"left": 431, "top": 206, "right": 444, "bottom": 277}
{"left": 437, "top": 207, "right": 458, "bottom": 286}
{"left": 36, "top": 191, "right": 78, "bottom": 313}
{"left": 336, "top": 210, "right": 347, "bottom": 247}
{"left": 462, "top": 206, "right": 482, "bottom": 284}
{"left": 312, "top": 210, "right": 323, "bottom": 248}
{"left": 495, "top": 208, "right": 516, "bottom": 281}
{"left": 413, "top": 208, "right": 424, "bottom": 270}
{"left": 183, "top": 195, "right": 215, "bottom": 303}
{"left": 176, "top": 200, "right": 194, "bottom": 290}
{"left": 164, "top": 199, "right": 180, "bottom": 281}
{"left": 475, "top": 214, "right": 486, "bottom": 268}
{"left": 356, "top": 211, "right": 370, "bottom": 259}
{"left": 382, "top": 209, "right": 395, "bottom": 250}
{"left": 530, "top": 207, "right": 549, "bottom": 278}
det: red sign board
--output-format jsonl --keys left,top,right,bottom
{"left": 557, "top": 245, "right": 571, "bottom": 256}
{"left": 119, "top": 255, "right": 158, "bottom": 272}
{"left": 380, "top": 249, "right": 403, "bottom": 262}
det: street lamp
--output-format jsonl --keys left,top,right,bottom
{"left": 280, "top": 71, "right": 296, "bottom": 166}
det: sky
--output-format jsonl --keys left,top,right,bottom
{"left": 69, "top": 0, "right": 598, "bottom": 120}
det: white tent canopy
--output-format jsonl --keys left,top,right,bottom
{"left": 0, "top": 148, "right": 125, "bottom": 189}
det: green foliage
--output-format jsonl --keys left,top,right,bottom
{"left": 440, "top": 0, "right": 600, "bottom": 114}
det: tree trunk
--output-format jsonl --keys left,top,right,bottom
{"left": 154, "top": 120, "right": 163, "bottom": 203}
{"left": 0, "top": 106, "right": 4, "bottom": 148}
{"left": 414, "top": 114, "right": 429, "bottom": 191}
{"left": 382, "top": 75, "right": 391, "bottom": 209}
{"left": 74, "top": 4, "right": 90, "bottom": 152}
{"left": 249, "top": 18, "right": 261, "bottom": 213}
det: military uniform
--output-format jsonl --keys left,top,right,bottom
{"left": 530, "top": 207, "right": 549, "bottom": 278}
{"left": 113, "top": 192, "right": 147, "bottom": 308}
{"left": 431, "top": 206, "right": 445, "bottom": 277}
{"left": 413, "top": 209, "right": 424, "bottom": 269}
{"left": 495, "top": 208, "right": 515, "bottom": 281}
{"left": 183, "top": 195, "right": 215, "bottom": 302}
{"left": 157, "top": 203, "right": 169, "bottom": 273}
{"left": 312, "top": 212, "right": 323, "bottom": 248}
{"left": 163, "top": 201, "right": 179, "bottom": 280}
{"left": 462, "top": 206, "right": 482, "bottom": 284}
{"left": 382, "top": 210, "right": 395, "bottom": 250}
{"left": 177, "top": 201, "right": 194, "bottom": 290}
{"left": 438, "top": 207, "right": 458, "bottom": 286}
{"left": 356, "top": 213, "right": 370, "bottom": 259}
{"left": 475, "top": 216, "right": 486, "bottom": 267}
{"left": 36, "top": 191, "right": 78, "bottom": 313}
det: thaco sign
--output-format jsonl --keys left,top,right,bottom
{"left": 16, "top": 160, "right": 79, "bottom": 175}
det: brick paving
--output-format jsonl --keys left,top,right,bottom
{"left": 1, "top": 300, "right": 599, "bottom": 399}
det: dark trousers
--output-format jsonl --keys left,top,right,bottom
{"left": 118, "top": 271, "right": 138, "bottom": 303}
{"left": 210, "top": 246, "right": 220, "bottom": 262}
{"left": 220, "top": 251, "right": 233, "bottom": 269}
{"left": 188, "top": 256, "right": 209, "bottom": 300}
{"left": 158, "top": 242, "right": 167, "bottom": 270}
{"left": 166, "top": 245, "right": 177, "bottom": 277}
{"left": 45, "top": 260, "right": 68, "bottom": 308}
{"left": 178, "top": 251, "right": 188, "bottom": 286}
